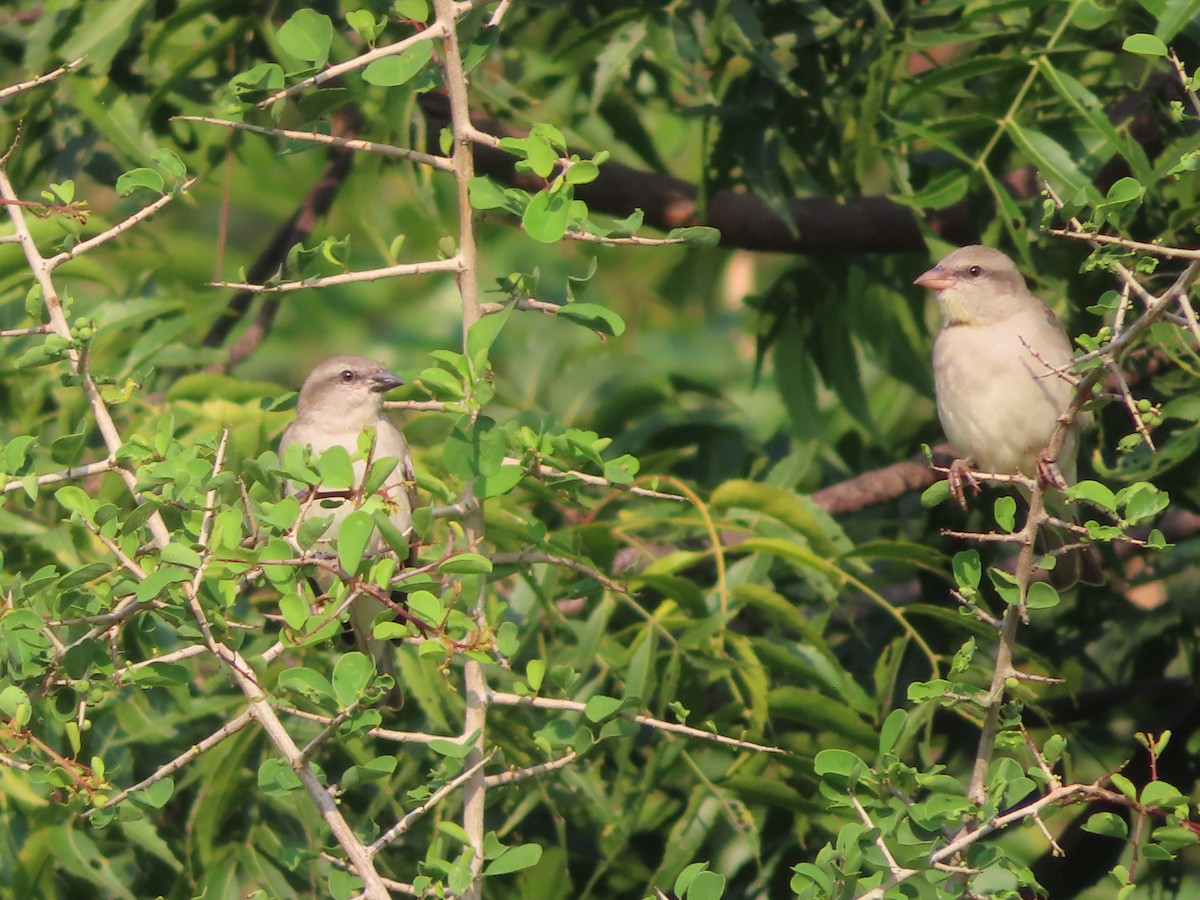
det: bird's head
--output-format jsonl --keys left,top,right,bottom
{"left": 915, "top": 245, "right": 1031, "bottom": 326}
{"left": 295, "top": 355, "right": 404, "bottom": 430}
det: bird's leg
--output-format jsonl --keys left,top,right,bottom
{"left": 1036, "top": 450, "right": 1069, "bottom": 490}
{"left": 947, "top": 458, "right": 981, "bottom": 510}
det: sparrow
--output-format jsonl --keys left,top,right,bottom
{"left": 279, "top": 355, "right": 418, "bottom": 702}
{"left": 917, "top": 245, "right": 1101, "bottom": 586}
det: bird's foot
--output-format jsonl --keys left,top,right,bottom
{"left": 947, "top": 458, "right": 981, "bottom": 511}
{"left": 1036, "top": 452, "right": 1069, "bottom": 490}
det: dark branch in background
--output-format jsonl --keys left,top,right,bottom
{"left": 418, "top": 62, "right": 1180, "bottom": 257}
{"left": 203, "top": 106, "right": 363, "bottom": 370}
{"left": 419, "top": 93, "right": 938, "bottom": 254}
{"left": 811, "top": 443, "right": 954, "bottom": 515}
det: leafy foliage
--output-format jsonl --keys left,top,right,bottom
{"left": 1, "top": 1, "right": 1200, "bottom": 899}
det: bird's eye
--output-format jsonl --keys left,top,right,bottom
{"left": 968, "top": 265, "right": 982, "bottom": 277}
{"left": 340, "top": 370, "right": 355, "bottom": 383}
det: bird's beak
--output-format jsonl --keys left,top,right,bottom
{"left": 914, "top": 266, "right": 956, "bottom": 292}
{"left": 369, "top": 371, "right": 404, "bottom": 393}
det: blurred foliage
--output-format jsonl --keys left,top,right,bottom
{"left": 1, "top": 0, "right": 1200, "bottom": 898}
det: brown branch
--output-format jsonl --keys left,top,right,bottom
{"left": 811, "top": 444, "right": 955, "bottom": 515}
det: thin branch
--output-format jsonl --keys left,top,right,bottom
{"left": 277, "top": 706, "right": 462, "bottom": 745}
{"left": 367, "top": 753, "right": 493, "bottom": 856}
{"left": 483, "top": 751, "right": 577, "bottom": 787}
{"left": 0, "top": 58, "right": 86, "bottom": 101}
{"left": 488, "top": 690, "right": 785, "bottom": 754}
{"left": 0, "top": 169, "right": 172, "bottom": 547}
{"left": 3, "top": 458, "right": 114, "bottom": 493}
{"left": 850, "top": 791, "right": 915, "bottom": 883}
{"left": 174, "top": 116, "right": 452, "bottom": 171}
{"left": 258, "top": 25, "right": 449, "bottom": 108}
{"left": 84, "top": 710, "right": 255, "bottom": 817}
{"left": 46, "top": 179, "right": 197, "bottom": 269}
{"left": 210, "top": 256, "right": 462, "bottom": 292}
{"left": 1045, "top": 228, "right": 1200, "bottom": 259}
{"left": 507, "top": 456, "right": 685, "bottom": 501}
{"left": 0, "top": 325, "right": 51, "bottom": 337}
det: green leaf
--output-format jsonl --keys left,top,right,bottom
{"left": 332, "top": 652, "right": 374, "bottom": 707}
{"left": 878, "top": 708, "right": 906, "bottom": 756}
{"left": 522, "top": 189, "right": 573, "bottom": 243}
{"left": 467, "top": 302, "right": 513, "bottom": 358}
{"left": 555, "top": 303, "right": 626, "bottom": 336}
{"left": 278, "top": 666, "right": 337, "bottom": 703}
{"left": 1007, "top": 126, "right": 1097, "bottom": 202}
{"left": 768, "top": 688, "right": 877, "bottom": 745}
{"left": 921, "top": 479, "right": 951, "bottom": 507}
{"left": 710, "top": 479, "right": 839, "bottom": 557}
{"left": 1025, "top": 581, "right": 1060, "bottom": 610}
{"left": 394, "top": 0, "right": 429, "bottom": 21}
{"left": 468, "top": 176, "right": 516, "bottom": 212}
{"left": 484, "top": 843, "right": 543, "bottom": 876}
{"left": 276, "top": 9, "right": 333, "bottom": 64}
{"left": 1110, "top": 773, "right": 1137, "bottom": 802}
{"left": 994, "top": 495, "right": 1016, "bottom": 532}
{"left": 362, "top": 44, "right": 434, "bottom": 86}
{"left": 1082, "top": 812, "right": 1128, "bottom": 838}
{"left": 161, "top": 543, "right": 203, "bottom": 569}
{"left": 56, "top": 485, "right": 97, "bottom": 519}
{"left": 1067, "top": 480, "right": 1117, "bottom": 511}
{"left": 666, "top": 226, "right": 721, "bottom": 247}
{"left": 116, "top": 168, "right": 165, "bottom": 197}
{"left": 131, "top": 776, "right": 175, "bottom": 810}
{"left": 437, "top": 553, "right": 493, "bottom": 574}
{"left": 476, "top": 465, "right": 523, "bottom": 498}
{"left": 583, "top": 695, "right": 623, "bottom": 722}
{"left": 346, "top": 9, "right": 384, "bottom": 44}
{"left": 685, "top": 870, "right": 726, "bottom": 900}
{"left": 526, "top": 659, "right": 545, "bottom": 692}
{"left": 565, "top": 160, "right": 600, "bottom": 185}
{"left": 443, "top": 416, "right": 505, "bottom": 478}
{"left": 0, "top": 685, "right": 32, "bottom": 728}
{"left": 813, "top": 748, "right": 865, "bottom": 782}
{"left": 952, "top": 550, "right": 981, "bottom": 591}
{"left": 1122, "top": 33, "right": 1168, "bottom": 57}
{"left": 336, "top": 510, "right": 375, "bottom": 574}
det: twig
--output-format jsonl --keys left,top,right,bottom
{"left": 174, "top": 116, "right": 452, "bottom": 171}
{"left": 258, "top": 25, "right": 449, "bottom": 108}
{"left": 46, "top": 179, "right": 197, "bottom": 269}
{"left": 1045, "top": 228, "right": 1200, "bottom": 259}
{"left": 367, "top": 753, "right": 493, "bottom": 856}
{"left": 488, "top": 690, "right": 785, "bottom": 754}
{"left": 508, "top": 456, "right": 684, "bottom": 501}
{"left": 3, "top": 458, "right": 114, "bottom": 493}
{"left": 0, "top": 325, "right": 51, "bottom": 337}
{"left": 210, "top": 256, "right": 462, "bottom": 292}
{"left": 483, "top": 751, "right": 578, "bottom": 787}
{"left": 850, "top": 791, "right": 915, "bottom": 883}
{"left": 84, "top": 710, "right": 255, "bottom": 817}
{"left": 0, "top": 169, "right": 172, "bottom": 547}
{"left": 0, "top": 58, "right": 86, "bottom": 101}
{"left": 277, "top": 706, "right": 463, "bottom": 745}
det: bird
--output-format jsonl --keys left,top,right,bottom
{"left": 279, "top": 355, "right": 418, "bottom": 703}
{"left": 916, "top": 244, "right": 1101, "bottom": 586}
